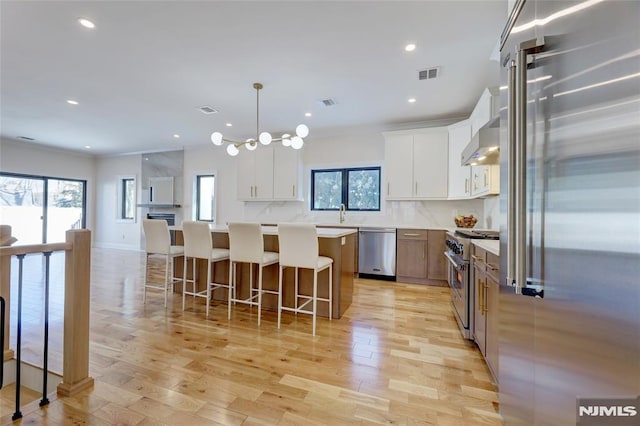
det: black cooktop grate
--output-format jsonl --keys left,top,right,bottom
{"left": 454, "top": 230, "right": 499, "bottom": 240}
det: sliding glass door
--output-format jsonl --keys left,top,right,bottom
{"left": 0, "top": 173, "right": 86, "bottom": 244}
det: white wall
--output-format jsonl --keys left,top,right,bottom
{"left": 94, "top": 154, "right": 141, "bottom": 249}
{"left": 0, "top": 137, "right": 97, "bottom": 241}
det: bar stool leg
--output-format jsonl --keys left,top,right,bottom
{"left": 205, "top": 259, "right": 211, "bottom": 319}
{"left": 312, "top": 270, "right": 318, "bottom": 336}
{"left": 182, "top": 256, "right": 187, "bottom": 311}
{"left": 143, "top": 254, "right": 148, "bottom": 304}
{"left": 164, "top": 255, "right": 169, "bottom": 308}
{"left": 328, "top": 265, "right": 333, "bottom": 321}
{"left": 294, "top": 267, "right": 299, "bottom": 315}
{"left": 228, "top": 261, "right": 234, "bottom": 320}
{"left": 257, "top": 265, "right": 263, "bottom": 326}
{"left": 277, "top": 265, "right": 284, "bottom": 329}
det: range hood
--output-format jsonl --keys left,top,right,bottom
{"left": 461, "top": 119, "right": 500, "bottom": 166}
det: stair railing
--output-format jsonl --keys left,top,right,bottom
{"left": 0, "top": 226, "right": 94, "bottom": 419}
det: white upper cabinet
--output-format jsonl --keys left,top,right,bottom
{"left": 447, "top": 120, "right": 472, "bottom": 199}
{"left": 384, "top": 127, "right": 448, "bottom": 200}
{"left": 236, "top": 147, "right": 274, "bottom": 201}
{"left": 471, "top": 164, "right": 500, "bottom": 197}
{"left": 273, "top": 145, "right": 303, "bottom": 200}
{"left": 384, "top": 134, "right": 414, "bottom": 199}
{"left": 413, "top": 129, "right": 448, "bottom": 199}
{"left": 469, "top": 87, "right": 499, "bottom": 137}
{"left": 237, "top": 145, "right": 302, "bottom": 201}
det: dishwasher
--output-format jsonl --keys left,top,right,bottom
{"left": 358, "top": 227, "right": 396, "bottom": 280}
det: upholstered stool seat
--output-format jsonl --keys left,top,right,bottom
{"left": 277, "top": 223, "right": 333, "bottom": 336}
{"left": 182, "top": 221, "right": 230, "bottom": 318}
{"left": 142, "top": 219, "right": 184, "bottom": 307}
{"left": 227, "top": 222, "right": 279, "bottom": 325}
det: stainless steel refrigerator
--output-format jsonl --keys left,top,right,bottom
{"left": 498, "top": 0, "right": 640, "bottom": 424}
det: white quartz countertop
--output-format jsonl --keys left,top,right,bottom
{"left": 170, "top": 224, "right": 358, "bottom": 239}
{"left": 472, "top": 240, "right": 500, "bottom": 256}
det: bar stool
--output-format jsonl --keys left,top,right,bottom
{"left": 142, "top": 218, "right": 184, "bottom": 307}
{"left": 277, "top": 223, "right": 333, "bottom": 336}
{"left": 227, "top": 222, "right": 279, "bottom": 325}
{"left": 182, "top": 221, "right": 230, "bottom": 318}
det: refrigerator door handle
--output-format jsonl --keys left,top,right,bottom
{"left": 506, "top": 58, "right": 517, "bottom": 288}
{"left": 514, "top": 37, "right": 545, "bottom": 295}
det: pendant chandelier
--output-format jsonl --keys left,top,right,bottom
{"left": 210, "top": 82, "right": 309, "bottom": 156}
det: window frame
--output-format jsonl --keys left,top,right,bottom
{"left": 311, "top": 166, "right": 381, "bottom": 211}
{"left": 116, "top": 175, "right": 136, "bottom": 223}
{"left": 194, "top": 173, "right": 217, "bottom": 222}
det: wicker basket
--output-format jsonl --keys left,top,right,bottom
{"left": 454, "top": 215, "right": 477, "bottom": 228}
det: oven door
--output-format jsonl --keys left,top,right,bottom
{"left": 445, "top": 252, "right": 469, "bottom": 333}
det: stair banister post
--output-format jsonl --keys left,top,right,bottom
{"left": 0, "top": 225, "right": 15, "bottom": 362}
{"left": 56, "top": 229, "right": 94, "bottom": 396}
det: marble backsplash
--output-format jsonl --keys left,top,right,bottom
{"left": 242, "top": 198, "right": 490, "bottom": 229}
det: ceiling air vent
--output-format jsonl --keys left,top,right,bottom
{"left": 17, "top": 136, "right": 35, "bottom": 141}
{"left": 198, "top": 105, "right": 219, "bottom": 114}
{"left": 320, "top": 98, "right": 336, "bottom": 107}
{"left": 418, "top": 67, "right": 440, "bottom": 80}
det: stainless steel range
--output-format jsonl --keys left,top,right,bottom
{"left": 445, "top": 229, "right": 498, "bottom": 339}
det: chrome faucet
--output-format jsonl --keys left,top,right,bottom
{"left": 339, "top": 203, "right": 346, "bottom": 224}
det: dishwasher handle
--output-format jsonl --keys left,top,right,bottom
{"left": 359, "top": 228, "right": 396, "bottom": 233}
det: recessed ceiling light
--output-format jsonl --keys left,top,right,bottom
{"left": 225, "top": 123, "right": 232, "bottom": 127}
{"left": 305, "top": 112, "right": 312, "bottom": 117}
{"left": 67, "top": 100, "right": 79, "bottom": 105}
{"left": 405, "top": 43, "right": 416, "bottom": 52}
{"left": 78, "top": 18, "right": 95, "bottom": 29}
{"left": 408, "top": 98, "right": 417, "bottom": 103}
{"left": 84, "top": 145, "right": 91, "bottom": 149}
{"left": 173, "top": 134, "right": 180, "bottom": 139}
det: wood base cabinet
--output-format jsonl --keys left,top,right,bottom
{"left": 397, "top": 229, "right": 447, "bottom": 285}
{"left": 485, "top": 251, "right": 499, "bottom": 382}
{"left": 472, "top": 245, "right": 499, "bottom": 382}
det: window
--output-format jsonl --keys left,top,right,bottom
{"left": 311, "top": 167, "right": 380, "bottom": 211}
{"left": 195, "top": 174, "right": 216, "bottom": 222}
{"left": 117, "top": 176, "right": 136, "bottom": 222}
{"left": 1, "top": 172, "right": 87, "bottom": 243}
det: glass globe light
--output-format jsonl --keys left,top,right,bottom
{"left": 226, "top": 144, "right": 239, "bottom": 156}
{"left": 281, "top": 133, "right": 291, "bottom": 147}
{"left": 295, "top": 124, "right": 309, "bottom": 138}
{"left": 245, "top": 139, "right": 258, "bottom": 151}
{"left": 259, "top": 132, "right": 272, "bottom": 145}
{"left": 291, "top": 136, "right": 304, "bottom": 150}
{"left": 211, "top": 132, "right": 223, "bottom": 146}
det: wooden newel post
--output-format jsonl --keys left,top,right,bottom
{"left": 57, "top": 229, "right": 94, "bottom": 396}
{"left": 0, "top": 225, "right": 16, "bottom": 361}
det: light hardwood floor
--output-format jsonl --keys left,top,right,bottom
{"left": 2, "top": 248, "right": 501, "bottom": 425}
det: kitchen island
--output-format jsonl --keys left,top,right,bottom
{"left": 171, "top": 225, "right": 358, "bottom": 319}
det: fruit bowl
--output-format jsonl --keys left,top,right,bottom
{"left": 454, "top": 215, "right": 477, "bottom": 228}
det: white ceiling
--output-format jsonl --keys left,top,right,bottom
{"left": 0, "top": 1, "right": 507, "bottom": 156}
